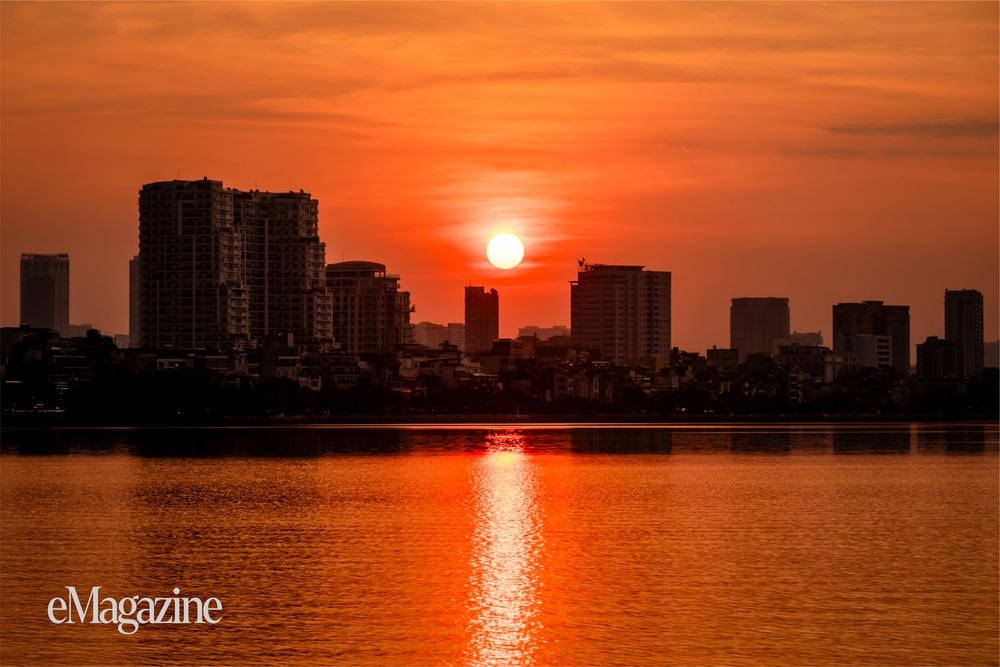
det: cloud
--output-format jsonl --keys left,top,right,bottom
{"left": 825, "top": 120, "right": 999, "bottom": 138}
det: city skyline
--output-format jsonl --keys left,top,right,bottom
{"left": 1, "top": 3, "right": 997, "bottom": 354}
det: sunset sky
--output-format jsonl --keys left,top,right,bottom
{"left": 2, "top": 2, "right": 997, "bottom": 357}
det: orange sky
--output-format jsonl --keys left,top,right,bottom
{"left": 2, "top": 2, "right": 997, "bottom": 357}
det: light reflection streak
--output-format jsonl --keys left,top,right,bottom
{"left": 464, "top": 431, "right": 543, "bottom": 667}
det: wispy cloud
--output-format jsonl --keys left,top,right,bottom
{"left": 826, "top": 120, "right": 998, "bottom": 138}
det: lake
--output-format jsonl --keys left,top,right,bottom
{"left": 1, "top": 424, "right": 997, "bottom": 665}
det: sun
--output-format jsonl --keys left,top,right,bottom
{"left": 486, "top": 234, "right": 524, "bottom": 269}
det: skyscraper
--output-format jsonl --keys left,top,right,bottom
{"left": 138, "top": 179, "right": 249, "bottom": 349}
{"left": 944, "top": 289, "right": 983, "bottom": 377}
{"left": 570, "top": 264, "right": 671, "bottom": 365}
{"left": 326, "top": 261, "right": 413, "bottom": 354}
{"left": 832, "top": 301, "right": 910, "bottom": 374}
{"left": 233, "top": 190, "right": 332, "bottom": 343}
{"left": 129, "top": 255, "right": 140, "bottom": 347}
{"left": 20, "top": 253, "right": 70, "bottom": 337}
{"left": 730, "top": 297, "right": 790, "bottom": 363}
{"left": 465, "top": 286, "right": 499, "bottom": 354}
{"left": 138, "top": 179, "right": 334, "bottom": 350}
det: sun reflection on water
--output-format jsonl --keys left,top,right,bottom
{"left": 464, "top": 431, "right": 543, "bottom": 667}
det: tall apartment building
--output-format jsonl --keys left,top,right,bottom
{"left": 570, "top": 264, "right": 671, "bottom": 366}
{"left": 326, "top": 261, "right": 413, "bottom": 354}
{"left": 465, "top": 286, "right": 499, "bottom": 354}
{"left": 730, "top": 297, "right": 790, "bottom": 363}
{"left": 138, "top": 179, "right": 333, "bottom": 350}
{"left": 233, "top": 190, "right": 331, "bottom": 343}
{"left": 916, "top": 336, "right": 963, "bottom": 379}
{"left": 413, "top": 321, "right": 466, "bottom": 351}
{"left": 129, "top": 255, "right": 140, "bottom": 347}
{"left": 944, "top": 289, "right": 983, "bottom": 377}
{"left": 832, "top": 301, "right": 910, "bottom": 374}
{"left": 20, "top": 253, "right": 70, "bottom": 337}
{"left": 853, "top": 334, "right": 892, "bottom": 368}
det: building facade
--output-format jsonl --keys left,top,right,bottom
{"left": 916, "top": 336, "right": 963, "bottom": 379}
{"left": 944, "top": 289, "right": 983, "bottom": 377}
{"left": 832, "top": 301, "right": 910, "bottom": 374}
{"left": 730, "top": 297, "right": 790, "bottom": 363}
{"left": 138, "top": 179, "right": 335, "bottom": 350}
{"left": 570, "top": 264, "right": 671, "bottom": 366}
{"left": 985, "top": 340, "right": 999, "bottom": 369}
{"left": 413, "top": 321, "right": 466, "bottom": 351}
{"left": 326, "top": 261, "right": 413, "bottom": 354}
{"left": 20, "top": 253, "right": 70, "bottom": 337}
{"left": 465, "top": 286, "right": 499, "bottom": 354}
{"left": 233, "top": 190, "right": 332, "bottom": 344}
{"left": 129, "top": 255, "right": 140, "bottom": 347}
{"left": 138, "top": 179, "right": 249, "bottom": 349}
{"left": 853, "top": 334, "right": 892, "bottom": 369}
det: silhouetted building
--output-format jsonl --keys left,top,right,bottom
{"left": 465, "top": 286, "right": 499, "bottom": 354}
{"left": 985, "top": 340, "right": 999, "bottom": 368}
{"left": 138, "top": 179, "right": 335, "bottom": 350}
{"left": 68, "top": 324, "right": 95, "bottom": 338}
{"left": 138, "top": 179, "right": 249, "bottom": 349}
{"left": 233, "top": 190, "right": 332, "bottom": 344}
{"left": 518, "top": 325, "right": 570, "bottom": 341}
{"left": 776, "top": 344, "right": 857, "bottom": 383}
{"left": 20, "top": 253, "right": 69, "bottom": 337}
{"left": 853, "top": 334, "right": 892, "bottom": 368}
{"left": 916, "top": 336, "right": 963, "bottom": 379}
{"left": 570, "top": 263, "right": 671, "bottom": 365}
{"left": 326, "top": 261, "right": 413, "bottom": 354}
{"left": 413, "top": 321, "right": 465, "bottom": 351}
{"left": 945, "top": 289, "right": 983, "bottom": 377}
{"left": 833, "top": 301, "right": 910, "bottom": 374}
{"left": 706, "top": 347, "right": 739, "bottom": 373}
{"left": 774, "top": 331, "right": 823, "bottom": 352}
{"left": 730, "top": 297, "right": 789, "bottom": 363}
{"left": 129, "top": 255, "right": 140, "bottom": 347}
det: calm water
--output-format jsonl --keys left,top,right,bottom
{"left": 1, "top": 425, "right": 997, "bottom": 666}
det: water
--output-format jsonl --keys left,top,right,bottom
{"left": 1, "top": 425, "right": 997, "bottom": 666}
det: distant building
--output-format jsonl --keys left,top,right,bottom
{"left": 916, "top": 336, "right": 963, "bottom": 379}
{"left": 853, "top": 334, "right": 892, "bottom": 369}
{"left": 129, "top": 255, "right": 140, "bottom": 347}
{"left": 20, "top": 253, "right": 70, "bottom": 337}
{"left": 570, "top": 264, "right": 671, "bottom": 366}
{"left": 326, "top": 261, "right": 413, "bottom": 354}
{"left": 985, "top": 340, "right": 999, "bottom": 368}
{"left": 138, "top": 178, "right": 334, "bottom": 350}
{"left": 832, "top": 301, "right": 910, "bottom": 374}
{"left": 114, "top": 334, "right": 130, "bottom": 349}
{"left": 68, "top": 324, "right": 95, "bottom": 338}
{"left": 412, "top": 321, "right": 466, "bottom": 351}
{"left": 944, "top": 289, "right": 983, "bottom": 377}
{"left": 706, "top": 347, "right": 739, "bottom": 374}
{"left": 233, "top": 189, "right": 332, "bottom": 344}
{"left": 776, "top": 344, "right": 857, "bottom": 383}
{"left": 518, "top": 325, "right": 570, "bottom": 342}
{"left": 774, "top": 331, "right": 823, "bottom": 352}
{"left": 465, "top": 286, "right": 499, "bottom": 354}
{"left": 730, "top": 298, "right": 789, "bottom": 363}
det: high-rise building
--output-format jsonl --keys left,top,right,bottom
{"left": 916, "top": 336, "right": 963, "bottom": 379}
{"left": 233, "top": 190, "right": 331, "bottom": 343}
{"left": 20, "top": 253, "right": 70, "bottom": 337}
{"left": 138, "top": 179, "right": 248, "bottom": 349}
{"left": 833, "top": 301, "right": 910, "bottom": 374}
{"left": 944, "top": 289, "right": 983, "bottom": 377}
{"left": 570, "top": 264, "right": 671, "bottom": 365}
{"left": 138, "top": 179, "right": 334, "bottom": 350}
{"left": 730, "top": 297, "right": 790, "bottom": 363}
{"left": 985, "top": 340, "right": 999, "bottom": 369}
{"left": 774, "top": 331, "right": 823, "bottom": 352}
{"left": 465, "top": 286, "right": 499, "bottom": 355}
{"left": 129, "top": 255, "right": 140, "bottom": 347}
{"left": 326, "top": 261, "right": 413, "bottom": 354}
{"left": 413, "top": 321, "right": 466, "bottom": 351}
